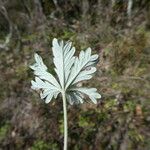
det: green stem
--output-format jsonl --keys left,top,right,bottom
{"left": 62, "top": 91, "right": 68, "bottom": 150}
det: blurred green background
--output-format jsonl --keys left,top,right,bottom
{"left": 0, "top": 0, "right": 150, "bottom": 150}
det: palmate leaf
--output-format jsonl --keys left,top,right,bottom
{"left": 30, "top": 38, "right": 101, "bottom": 104}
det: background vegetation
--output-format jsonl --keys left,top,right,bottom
{"left": 0, "top": 0, "right": 150, "bottom": 149}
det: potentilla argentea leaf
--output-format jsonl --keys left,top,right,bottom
{"left": 30, "top": 38, "right": 101, "bottom": 150}
{"left": 30, "top": 38, "right": 101, "bottom": 104}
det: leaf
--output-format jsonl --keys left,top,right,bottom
{"left": 30, "top": 38, "right": 101, "bottom": 104}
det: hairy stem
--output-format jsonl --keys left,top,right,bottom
{"left": 62, "top": 91, "right": 68, "bottom": 150}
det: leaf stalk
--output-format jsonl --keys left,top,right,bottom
{"left": 62, "top": 91, "right": 68, "bottom": 150}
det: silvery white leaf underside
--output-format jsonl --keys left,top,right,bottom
{"left": 30, "top": 38, "right": 101, "bottom": 104}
